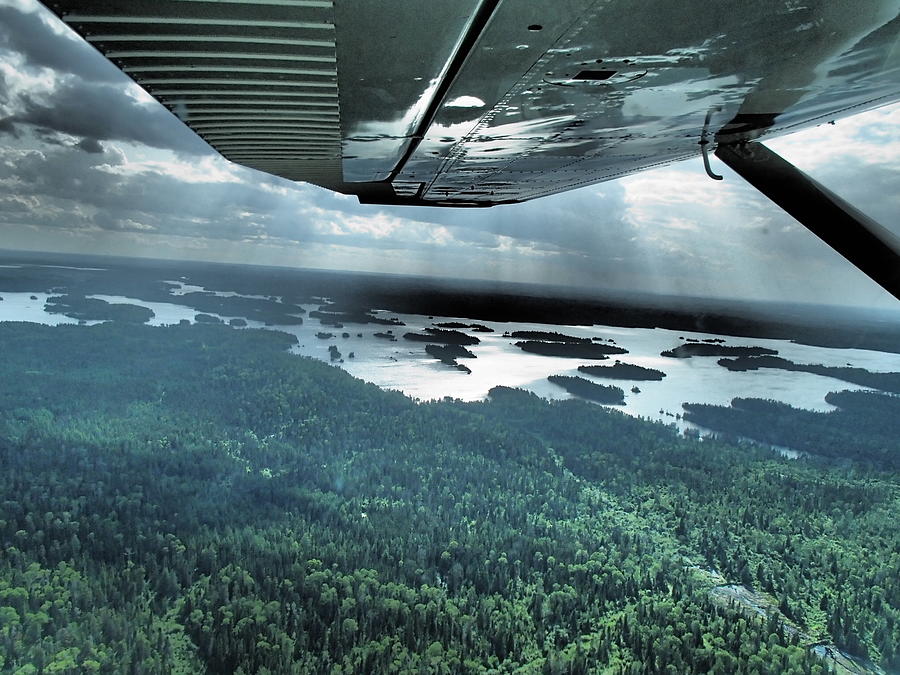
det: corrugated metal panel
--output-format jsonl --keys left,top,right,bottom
{"left": 53, "top": 0, "right": 344, "bottom": 189}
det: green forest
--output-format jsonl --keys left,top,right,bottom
{"left": 682, "top": 391, "right": 900, "bottom": 471}
{"left": 0, "top": 321, "right": 897, "bottom": 674}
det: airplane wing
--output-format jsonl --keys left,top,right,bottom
{"left": 39, "top": 0, "right": 900, "bottom": 296}
{"left": 43, "top": 0, "right": 900, "bottom": 205}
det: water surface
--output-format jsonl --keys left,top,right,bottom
{"left": 3, "top": 286, "right": 898, "bottom": 431}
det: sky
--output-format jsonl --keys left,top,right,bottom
{"left": 0, "top": 0, "right": 898, "bottom": 309}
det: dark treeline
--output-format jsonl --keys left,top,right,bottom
{"left": 578, "top": 363, "right": 666, "bottom": 381}
{"left": 404, "top": 329, "right": 480, "bottom": 346}
{"left": 434, "top": 323, "right": 493, "bottom": 332}
{"left": 516, "top": 341, "right": 627, "bottom": 359}
{"left": 661, "top": 344, "right": 778, "bottom": 359}
{"left": 508, "top": 331, "right": 591, "bottom": 344}
{"left": 0, "top": 322, "right": 896, "bottom": 673}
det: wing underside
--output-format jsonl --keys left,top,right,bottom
{"left": 45, "top": 0, "right": 900, "bottom": 206}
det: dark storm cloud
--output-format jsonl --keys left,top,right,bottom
{"left": 12, "top": 81, "right": 212, "bottom": 154}
{"left": 0, "top": 142, "right": 317, "bottom": 242}
{"left": 76, "top": 137, "right": 104, "bottom": 154}
{"left": 0, "top": 116, "right": 16, "bottom": 137}
{"left": 0, "top": 4, "right": 121, "bottom": 82}
{"left": 0, "top": 4, "right": 212, "bottom": 154}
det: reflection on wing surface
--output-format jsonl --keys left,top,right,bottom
{"left": 46, "top": 0, "right": 900, "bottom": 207}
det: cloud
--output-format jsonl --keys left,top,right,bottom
{"left": 76, "top": 137, "right": 103, "bottom": 154}
{"left": 0, "top": 3, "right": 211, "bottom": 154}
{"left": 0, "top": 115, "right": 15, "bottom": 137}
{"left": 9, "top": 79, "right": 211, "bottom": 154}
{"left": 0, "top": 3, "right": 121, "bottom": 83}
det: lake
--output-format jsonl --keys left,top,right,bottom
{"left": 3, "top": 281, "right": 899, "bottom": 431}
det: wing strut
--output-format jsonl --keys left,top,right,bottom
{"left": 716, "top": 141, "right": 900, "bottom": 301}
{"left": 385, "top": 0, "right": 502, "bottom": 183}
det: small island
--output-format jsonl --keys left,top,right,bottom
{"left": 578, "top": 362, "right": 666, "bottom": 381}
{"left": 424, "top": 343, "right": 476, "bottom": 371}
{"left": 548, "top": 375, "right": 625, "bottom": 405}
{"left": 44, "top": 295, "right": 154, "bottom": 324}
{"left": 404, "top": 328, "right": 480, "bottom": 346}
{"left": 661, "top": 343, "right": 778, "bottom": 358}
{"left": 309, "top": 305, "right": 403, "bottom": 327}
{"left": 515, "top": 341, "right": 627, "bottom": 359}
{"left": 373, "top": 332, "right": 397, "bottom": 341}
{"left": 434, "top": 321, "right": 494, "bottom": 332}
{"left": 228, "top": 318, "right": 247, "bottom": 327}
{"left": 509, "top": 330, "right": 590, "bottom": 343}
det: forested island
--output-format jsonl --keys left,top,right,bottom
{"left": 1, "top": 320, "right": 896, "bottom": 672}
{"left": 404, "top": 328, "right": 480, "bottom": 346}
{"left": 373, "top": 331, "right": 397, "bottom": 341}
{"left": 547, "top": 375, "right": 626, "bottom": 404}
{"left": 424, "top": 343, "right": 477, "bottom": 370}
{"left": 578, "top": 362, "right": 667, "bottom": 381}
{"left": 661, "top": 343, "right": 779, "bottom": 358}
{"left": 717, "top": 355, "right": 900, "bottom": 394}
{"left": 175, "top": 291, "right": 305, "bottom": 326}
{"left": 309, "top": 306, "right": 404, "bottom": 327}
{"left": 434, "top": 322, "right": 493, "bottom": 332}
{"left": 44, "top": 294, "right": 154, "bottom": 323}
{"left": 515, "top": 341, "right": 628, "bottom": 359}
{"left": 508, "top": 330, "right": 591, "bottom": 343}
